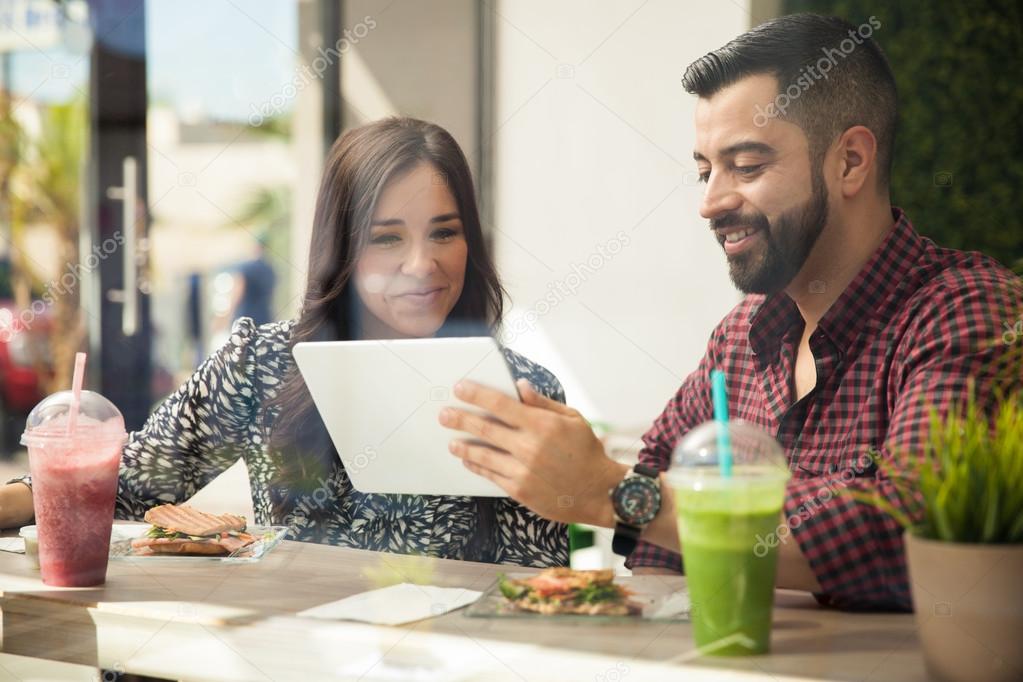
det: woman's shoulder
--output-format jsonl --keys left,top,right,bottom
{"left": 214, "top": 318, "right": 297, "bottom": 393}
{"left": 228, "top": 317, "right": 296, "bottom": 354}
{"left": 500, "top": 347, "right": 566, "bottom": 404}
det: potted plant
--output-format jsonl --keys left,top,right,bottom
{"left": 855, "top": 391, "right": 1023, "bottom": 682}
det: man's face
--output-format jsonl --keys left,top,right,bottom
{"left": 693, "top": 74, "right": 829, "bottom": 295}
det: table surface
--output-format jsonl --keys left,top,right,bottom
{"left": 0, "top": 526, "right": 928, "bottom": 682}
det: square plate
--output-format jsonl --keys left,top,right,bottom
{"left": 464, "top": 573, "right": 690, "bottom": 622}
{"left": 109, "top": 523, "right": 290, "bottom": 563}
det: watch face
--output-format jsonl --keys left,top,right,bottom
{"left": 612, "top": 475, "right": 661, "bottom": 526}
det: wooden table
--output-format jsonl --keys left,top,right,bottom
{"left": 0, "top": 532, "right": 927, "bottom": 681}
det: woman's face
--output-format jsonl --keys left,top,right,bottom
{"left": 354, "top": 161, "right": 468, "bottom": 338}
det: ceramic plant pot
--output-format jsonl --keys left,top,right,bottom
{"left": 904, "top": 532, "right": 1023, "bottom": 682}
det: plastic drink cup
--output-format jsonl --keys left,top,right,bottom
{"left": 19, "top": 525, "right": 39, "bottom": 569}
{"left": 21, "top": 390, "right": 126, "bottom": 587}
{"left": 668, "top": 420, "right": 790, "bottom": 656}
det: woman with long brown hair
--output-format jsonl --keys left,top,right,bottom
{"left": 0, "top": 118, "right": 568, "bottom": 567}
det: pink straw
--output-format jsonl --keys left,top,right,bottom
{"left": 67, "top": 352, "right": 87, "bottom": 435}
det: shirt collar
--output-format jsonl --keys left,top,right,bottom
{"left": 816, "top": 208, "right": 922, "bottom": 352}
{"left": 749, "top": 208, "right": 922, "bottom": 356}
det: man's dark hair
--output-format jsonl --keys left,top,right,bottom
{"left": 682, "top": 13, "right": 897, "bottom": 188}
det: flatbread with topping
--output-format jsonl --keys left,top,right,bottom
{"left": 498, "top": 568, "right": 640, "bottom": 616}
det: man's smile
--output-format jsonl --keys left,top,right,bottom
{"left": 714, "top": 225, "right": 764, "bottom": 255}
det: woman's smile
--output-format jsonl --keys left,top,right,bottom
{"left": 391, "top": 285, "right": 449, "bottom": 307}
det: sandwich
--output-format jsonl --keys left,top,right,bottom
{"left": 130, "top": 504, "right": 257, "bottom": 556}
{"left": 497, "top": 568, "right": 640, "bottom": 616}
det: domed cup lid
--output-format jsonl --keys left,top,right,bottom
{"left": 20, "top": 390, "right": 126, "bottom": 448}
{"left": 669, "top": 419, "right": 789, "bottom": 484}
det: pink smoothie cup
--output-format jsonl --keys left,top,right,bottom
{"left": 21, "top": 390, "right": 126, "bottom": 587}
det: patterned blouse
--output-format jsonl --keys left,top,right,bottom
{"left": 27, "top": 318, "right": 569, "bottom": 568}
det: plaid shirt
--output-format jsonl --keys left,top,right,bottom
{"left": 628, "top": 209, "right": 1023, "bottom": 611}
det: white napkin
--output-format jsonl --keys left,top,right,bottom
{"left": 297, "top": 583, "right": 482, "bottom": 626}
{"left": 0, "top": 537, "right": 25, "bottom": 554}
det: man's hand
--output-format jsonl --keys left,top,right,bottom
{"left": 440, "top": 383, "right": 824, "bottom": 593}
{"left": 439, "top": 379, "right": 627, "bottom": 526}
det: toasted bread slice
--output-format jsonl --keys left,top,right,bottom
{"left": 143, "top": 504, "right": 247, "bottom": 536}
{"left": 131, "top": 531, "right": 257, "bottom": 557}
{"left": 131, "top": 537, "right": 229, "bottom": 556}
{"left": 512, "top": 598, "right": 637, "bottom": 616}
{"left": 524, "top": 568, "right": 615, "bottom": 591}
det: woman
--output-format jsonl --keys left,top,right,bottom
{"left": 2, "top": 118, "right": 568, "bottom": 567}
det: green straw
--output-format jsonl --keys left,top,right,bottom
{"left": 711, "top": 369, "right": 733, "bottom": 477}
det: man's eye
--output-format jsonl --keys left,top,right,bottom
{"left": 371, "top": 234, "right": 401, "bottom": 246}
{"left": 735, "top": 164, "right": 764, "bottom": 176}
{"left": 697, "top": 171, "right": 710, "bottom": 183}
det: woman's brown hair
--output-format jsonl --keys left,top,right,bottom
{"left": 264, "top": 117, "right": 504, "bottom": 523}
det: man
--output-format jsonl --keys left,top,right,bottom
{"left": 439, "top": 14, "right": 1022, "bottom": 610}
{"left": 230, "top": 235, "right": 277, "bottom": 327}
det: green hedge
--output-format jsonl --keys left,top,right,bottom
{"left": 783, "top": 0, "right": 1023, "bottom": 274}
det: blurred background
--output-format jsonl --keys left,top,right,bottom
{"left": 0, "top": 0, "right": 1020, "bottom": 562}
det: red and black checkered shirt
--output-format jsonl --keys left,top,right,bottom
{"left": 628, "top": 209, "right": 1023, "bottom": 611}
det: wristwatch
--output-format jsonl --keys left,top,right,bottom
{"left": 610, "top": 463, "right": 662, "bottom": 557}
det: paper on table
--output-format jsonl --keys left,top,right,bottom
{"left": 0, "top": 537, "right": 25, "bottom": 554}
{"left": 298, "top": 583, "right": 482, "bottom": 626}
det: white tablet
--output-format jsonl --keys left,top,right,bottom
{"left": 292, "top": 337, "right": 518, "bottom": 497}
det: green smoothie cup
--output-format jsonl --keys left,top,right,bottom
{"left": 667, "top": 420, "right": 790, "bottom": 656}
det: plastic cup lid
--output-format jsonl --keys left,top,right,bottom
{"left": 20, "top": 390, "right": 126, "bottom": 447}
{"left": 669, "top": 419, "right": 789, "bottom": 482}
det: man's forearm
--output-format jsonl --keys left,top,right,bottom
{"left": 777, "top": 531, "right": 822, "bottom": 592}
{"left": 637, "top": 475, "right": 684, "bottom": 550}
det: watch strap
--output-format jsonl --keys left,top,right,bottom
{"left": 611, "top": 520, "right": 642, "bottom": 557}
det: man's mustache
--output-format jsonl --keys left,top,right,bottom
{"left": 710, "top": 212, "right": 771, "bottom": 231}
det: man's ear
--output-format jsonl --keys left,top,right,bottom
{"left": 835, "top": 125, "right": 878, "bottom": 198}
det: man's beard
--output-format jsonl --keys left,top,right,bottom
{"left": 711, "top": 173, "right": 829, "bottom": 295}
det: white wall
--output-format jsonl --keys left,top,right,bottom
{"left": 493, "top": 0, "right": 748, "bottom": 429}
{"left": 289, "top": 0, "right": 480, "bottom": 318}
{"left": 341, "top": 0, "right": 478, "bottom": 152}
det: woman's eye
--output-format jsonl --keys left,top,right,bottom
{"left": 432, "top": 228, "right": 461, "bottom": 241}
{"left": 371, "top": 234, "right": 401, "bottom": 246}
{"left": 697, "top": 171, "right": 710, "bottom": 183}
